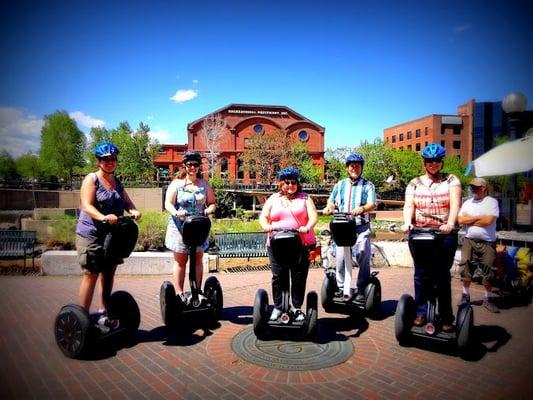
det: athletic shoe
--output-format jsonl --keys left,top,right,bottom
{"left": 483, "top": 298, "right": 500, "bottom": 313}
{"left": 270, "top": 308, "right": 282, "bottom": 321}
{"left": 294, "top": 309, "right": 305, "bottom": 322}
{"left": 355, "top": 293, "right": 365, "bottom": 302}
{"left": 97, "top": 314, "right": 120, "bottom": 333}
{"left": 458, "top": 293, "right": 470, "bottom": 305}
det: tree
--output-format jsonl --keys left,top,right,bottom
{"left": 287, "top": 142, "right": 321, "bottom": 184}
{"left": 241, "top": 128, "right": 291, "bottom": 184}
{"left": 15, "top": 153, "right": 43, "bottom": 179}
{"left": 356, "top": 139, "right": 398, "bottom": 193}
{"left": 39, "top": 110, "right": 86, "bottom": 181}
{"left": 200, "top": 113, "right": 225, "bottom": 178}
{"left": 0, "top": 149, "right": 19, "bottom": 180}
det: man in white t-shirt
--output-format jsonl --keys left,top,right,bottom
{"left": 458, "top": 177, "right": 500, "bottom": 313}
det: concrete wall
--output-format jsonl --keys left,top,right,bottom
{"left": 0, "top": 188, "right": 163, "bottom": 211}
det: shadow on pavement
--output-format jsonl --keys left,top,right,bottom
{"left": 317, "top": 315, "right": 368, "bottom": 343}
{"left": 221, "top": 306, "right": 253, "bottom": 325}
{"left": 374, "top": 299, "right": 398, "bottom": 320}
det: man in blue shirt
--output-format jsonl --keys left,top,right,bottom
{"left": 323, "top": 153, "right": 377, "bottom": 301}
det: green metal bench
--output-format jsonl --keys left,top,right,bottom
{"left": 0, "top": 230, "right": 37, "bottom": 268}
{"left": 213, "top": 232, "right": 268, "bottom": 271}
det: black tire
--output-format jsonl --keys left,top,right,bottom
{"left": 364, "top": 278, "right": 382, "bottom": 318}
{"left": 394, "top": 294, "right": 415, "bottom": 344}
{"left": 456, "top": 303, "right": 473, "bottom": 354}
{"left": 160, "top": 281, "right": 177, "bottom": 328}
{"left": 320, "top": 273, "right": 336, "bottom": 311}
{"left": 306, "top": 291, "right": 318, "bottom": 339}
{"left": 108, "top": 291, "right": 140, "bottom": 335}
{"left": 253, "top": 289, "right": 269, "bottom": 339}
{"left": 54, "top": 304, "right": 92, "bottom": 358}
{"left": 204, "top": 276, "right": 224, "bottom": 322}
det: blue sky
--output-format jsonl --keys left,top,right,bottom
{"left": 1, "top": 0, "right": 531, "bottom": 157}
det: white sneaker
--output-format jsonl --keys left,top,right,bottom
{"left": 270, "top": 308, "right": 282, "bottom": 321}
{"left": 294, "top": 309, "right": 305, "bottom": 322}
{"left": 97, "top": 314, "right": 119, "bottom": 333}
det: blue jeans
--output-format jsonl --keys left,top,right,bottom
{"left": 408, "top": 231, "right": 458, "bottom": 324}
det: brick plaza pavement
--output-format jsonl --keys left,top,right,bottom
{"left": 0, "top": 267, "right": 532, "bottom": 400}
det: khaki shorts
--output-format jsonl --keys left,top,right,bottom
{"left": 76, "top": 234, "right": 123, "bottom": 274}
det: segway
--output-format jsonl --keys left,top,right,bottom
{"left": 160, "top": 214, "right": 223, "bottom": 328}
{"left": 253, "top": 229, "right": 318, "bottom": 340}
{"left": 54, "top": 216, "right": 141, "bottom": 358}
{"left": 320, "top": 212, "right": 381, "bottom": 318}
{"left": 394, "top": 227, "right": 473, "bottom": 355}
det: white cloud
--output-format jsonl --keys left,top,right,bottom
{"left": 69, "top": 111, "right": 105, "bottom": 129}
{"left": 453, "top": 24, "right": 470, "bottom": 33}
{"left": 149, "top": 128, "right": 172, "bottom": 143}
{"left": 0, "top": 107, "right": 43, "bottom": 157}
{"left": 170, "top": 89, "right": 199, "bottom": 103}
{"left": 146, "top": 115, "right": 154, "bottom": 120}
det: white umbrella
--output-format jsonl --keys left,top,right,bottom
{"left": 466, "top": 134, "right": 533, "bottom": 177}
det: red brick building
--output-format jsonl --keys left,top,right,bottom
{"left": 383, "top": 100, "right": 474, "bottom": 163}
{"left": 155, "top": 104, "right": 325, "bottom": 182}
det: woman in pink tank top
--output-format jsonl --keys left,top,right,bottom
{"left": 259, "top": 167, "right": 318, "bottom": 322}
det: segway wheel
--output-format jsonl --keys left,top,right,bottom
{"left": 305, "top": 291, "right": 318, "bottom": 339}
{"left": 204, "top": 276, "right": 224, "bottom": 321}
{"left": 394, "top": 294, "right": 415, "bottom": 344}
{"left": 456, "top": 303, "right": 474, "bottom": 355}
{"left": 108, "top": 291, "right": 140, "bottom": 336}
{"left": 320, "top": 272, "right": 336, "bottom": 311}
{"left": 160, "top": 281, "right": 177, "bottom": 328}
{"left": 364, "top": 277, "right": 382, "bottom": 318}
{"left": 253, "top": 289, "right": 269, "bottom": 339}
{"left": 54, "top": 304, "right": 91, "bottom": 358}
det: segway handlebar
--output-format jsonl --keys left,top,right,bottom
{"left": 409, "top": 226, "right": 460, "bottom": 235}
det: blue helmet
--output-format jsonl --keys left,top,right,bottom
{"left": 345, "top": 153, "right": 364, "bottom": 166}
{"left": 279, "top": 166, "right": 300, "bottom": 181}
{"left": 421, "top": 143, "right": 446, "bottom": 159}
{"left": 182, "top": 150, "right": 202, "bottom": 163}
{"left": 94, "top": 142, "right": 119, "bottom": 158}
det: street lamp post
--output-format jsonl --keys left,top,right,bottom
{"left": 502, "top": 92, "right": 528, "bottom": 229}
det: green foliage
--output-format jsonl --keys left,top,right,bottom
{"left": 39, "top": 110, "right": 86, "bottom": 180}
{"left": 15, "top": 153, "right": 43, "bottom": 179}
{"left": 287, "top": 143, "right": 321, "bottom": 184}
{"left": 211, "top": 218, "right": 262, "bottom": 233}
{"left": 209, "top": 177, "right": 236, "bottom": 218}
{"left": 135, "top": 210, "right": 168, "bottom": 251}
{"left": 390, "top": 148, "right": 424, "bottom": 188}
{"left": 357, "top": 139, "right": 398, "bottom": 192}
{"left": 0, "top": 149, "right": 19, "bottom": 180}
{"left": 85, "top": 122, "right": 161, "bottom": 181}
{"left": 46, "top": 215, "right": 77, "bottom": 249}
{"left": 442, "top": 155, "right": 469, "bottom": 189}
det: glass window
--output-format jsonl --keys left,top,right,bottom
{"left": 415, "top": 129, "right": 420, "bottom": 138}
{"left": 237, "top": 159, "right": 244, "bottom": 179}
{"left": 392, "top": 135, "right": 396, "bottom": 143}
{"left": 399, "top": 133, "right": 404, "bottom": 141}
{"left": 249, "top": 160, "right": 256, "bottom": 179}
{"left": 407, "top": 131, "right": 412, "bottom": 140}
{"left": 415, "top": 143, "right": 421, "bottom": 151}
{"left": 453, "top": 140, "right": 461, "bottom": 149}
{"left": 424, "top": 127, "right": 428, "bottom": 136}
{"left": 253, "top": 124, "right": 263, "bottom": 133}
{"left": 220, "top": 158, "right": 228, "bottom": 174}
{"left": 407, "top": 144, "right": 412, "bottom": 151}
{"left": 298, "top": 130, "right": 309, "bottom": 142}
{"left": 441, "top": 140, "right": 445, "bottom": 147}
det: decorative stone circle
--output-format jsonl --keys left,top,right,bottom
{"left": 231, "top": 327, "right": 353, "bottom": 371}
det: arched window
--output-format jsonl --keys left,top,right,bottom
{"left": 249, "top": 160, "right": 256, "bottom": 180}
{"left": 237, "top": 159, "right": 244, "bottom": 180}
{"left": 220, "top": 158, "right": 228, "bottom": 177}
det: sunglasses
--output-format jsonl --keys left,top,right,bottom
{"left": 100, "top": 156, "right": 117, "bottom": 162}
{"left": 284, "top": 180, "right": 298, "bottom": 185}
{"left": 424, "top": 158, "right": 443, "bottom": 164}
{"left": 185, "top": 162, "right": 199, "bottom": 168}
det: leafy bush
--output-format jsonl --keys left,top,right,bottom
{"left": 135, "top": 210, "right": 168, "bottom": 251}
{"left": 46, "top": 215, "right": 76, "bottom": 249}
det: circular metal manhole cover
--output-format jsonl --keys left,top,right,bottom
{"left": 231, "top": 327, "right": 353, "bottom": 371}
